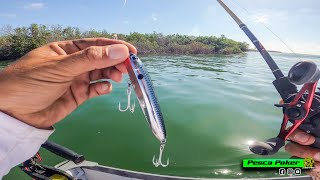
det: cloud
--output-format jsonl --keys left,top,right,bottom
{"left": 151, "top": 13, "right": 158, "bottom": 21}
{"left": 0, "top": 13, "right": 16, "bottom": 18}
{"left": 202, "top": 5, "right": 217, "bottom": 23}
{"left": 253, "top": 15, "right": 269, "bottom": 24}
{"left": 123, "top": 0, "right": 127, "bottom": 7}
{"left": 249, "top": 9, "right": 288, "bottom": 25}
{"left": 190, "top": 26, "right": 200, "bottom": 36}
{"left": 24, "top": 3, "right": 44, "bottom": 10}
{"left": 262, "top": 40, "right": 320, "bottom": 56}
{"left": 123, "top": 20, "right": 129, "bottom": 24}
{"left": 287, "top": 42, "right": 320, "bottom": 56}
{"left": 297, "top": 8, "right": 318, "bottom": 15}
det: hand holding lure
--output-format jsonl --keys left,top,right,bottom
{"left": 218, "top": 0, "right": 320, "bottom": 155}
{"left": 119, "top": 53, "right": 169, "bottom": 167}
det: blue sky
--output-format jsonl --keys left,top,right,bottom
{"left": 1, "top": 0, "right": 320, "bottom": 55}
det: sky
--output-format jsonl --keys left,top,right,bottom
{"left": 0, "top": 0, "right": 320, "bottom": 55}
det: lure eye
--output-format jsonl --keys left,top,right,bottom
{"left": 130, "top": 54, "right": 137, "bottom": 60}
{"left": 138, "top": 74, "right": 144, "bottom": 79}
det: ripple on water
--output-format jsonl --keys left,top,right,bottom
{"left": 4, "top": 53, "right": 320, "bottom": 179}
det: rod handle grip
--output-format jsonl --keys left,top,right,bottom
{"left": 41, "top": 141, "right": 85, "bottom": 164}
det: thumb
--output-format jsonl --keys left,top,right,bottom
{"left": 58, "top": 44, "right": 129, "bottom": 76}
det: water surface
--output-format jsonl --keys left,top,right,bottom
{"left": 3, "top": 52, "right": 320, "bottom": 179}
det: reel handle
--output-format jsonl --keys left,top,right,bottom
{"left": 249, "top": 137, "right": 285, "bottom": 155}
{"left": 250, "top": 134, "right": 320, "bottom": 156}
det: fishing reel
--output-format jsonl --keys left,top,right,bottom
{"left": 250, "top": 61, "right": 320, "bottom": 155}
{"left": 216, "top": 0, "right": 320, "bottom": 157}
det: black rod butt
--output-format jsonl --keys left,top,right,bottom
{"left": 41, "top": 141, "right": 85, "bottom": 164}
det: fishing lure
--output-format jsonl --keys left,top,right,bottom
{"left": 218, "top": 0, "right": 320, "bottom": 155}
{"left": 119, "top": 53, "right": 169, "bottom": 167}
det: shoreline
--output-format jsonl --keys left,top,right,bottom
{"left": 0, "top": 52, "right": 249, "bottom": 62}
{"left": 0, "top": 24, "right": 250, "bottom": 60}
{"left": 2, "top": 51, "right": 320, "bottom": 62}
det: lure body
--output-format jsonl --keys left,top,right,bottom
{"left": 124, "top": 53, "right": 167, "bottom": 144}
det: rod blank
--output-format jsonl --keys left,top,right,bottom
{"left": 217, "top": 0, "right": 284, "bottom": 80}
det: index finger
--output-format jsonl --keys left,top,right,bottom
{"left": 57, "top": 38, "right": 137, "bottom": 55}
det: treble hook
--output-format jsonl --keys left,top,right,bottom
{"left": 119, "top": 81, "right": 135, "bottom": 113}
{"left": 152, "top": 142, "right": 169, "bottom": 167}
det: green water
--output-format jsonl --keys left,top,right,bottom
{"left": 3, "top": 52, "right": 320, "bottom": 179}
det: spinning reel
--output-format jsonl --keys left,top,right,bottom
{"left": 250, "top": 61, "right": 320, "bottom": 155}
{"left": 217, "top": 0, "right": 320, "bottom": 156}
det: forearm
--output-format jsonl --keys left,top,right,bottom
{"left": 0, "top": 112, "right": 54, "bottom": 178}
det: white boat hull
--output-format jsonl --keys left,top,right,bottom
{"left": 55, "top": 160, "right": 312, "bottom": 180}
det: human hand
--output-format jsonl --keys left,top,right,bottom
{"left": 285, "top": 129, "right": 320, "bottom": 178}
{"left": 0, "top": 38, "right": 137, "bottom": 129}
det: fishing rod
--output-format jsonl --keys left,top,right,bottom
{"left": 217, "top": 0, "right": 320, "bottom": 156}
{"left": 217, "top": 0, "right": 297, "bottom": 101}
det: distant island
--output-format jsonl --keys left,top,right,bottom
{"left": 0, "top": 24, "right": 250, "bottom": 61}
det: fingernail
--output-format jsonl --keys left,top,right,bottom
{"left": 107, "top": 44, "right": 128, "bottom": 60}
{"left": 294, "top": 132, "right": 310, "bottom": 143}
{"left": 314, "top": 152, "right": 320, "bottom": 161}
{"left": 101, "top": 83, "right": 109, "bottom": 91}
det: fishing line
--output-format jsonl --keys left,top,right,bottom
{"left": 111, "top": 0, "right": 128, "bottom": 39}
{"left": 123, "top": 0, "right": 127, "bottom": 8}
{"left": 225, "top": 0, "right": 302, "bottom": 61}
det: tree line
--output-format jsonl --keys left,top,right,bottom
{"left": 0, "top": 24, "right": 249, "bottom": 60}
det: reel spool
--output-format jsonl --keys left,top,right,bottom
{"left": 288, "top": 61, "right": 320, "bottom": 85}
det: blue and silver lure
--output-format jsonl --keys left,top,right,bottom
{"left": 119, "top": 53, "right": 169, "bottom": 167}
